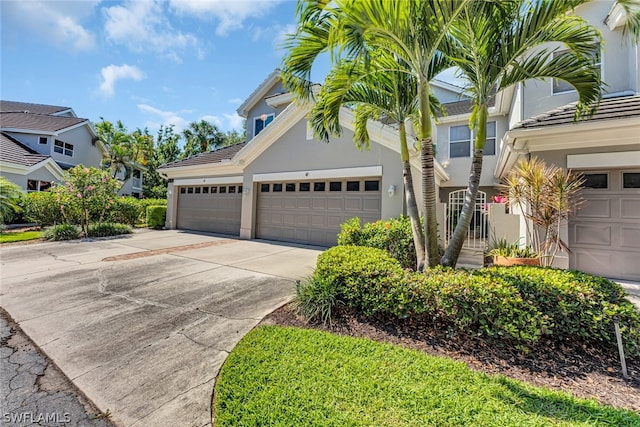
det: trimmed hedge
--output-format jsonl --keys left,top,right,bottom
{"left": 337, "top": 216, "right": 416, "bottom": 270}
{"left": 146, "top": 205, "right": 166, "bottom": 229}
{"left": 302, "top": 246, "right": 640, "bottom": 355}
{"left": 107, "top": 197, "right": 144, "bottom": 225}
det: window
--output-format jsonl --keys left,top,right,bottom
{"left": 229, "top": 186, "right": 236, "bottom": 193}
{"left": 54, "top": 140, "right": 73, "bottom": 156}
{"left": 211, "top": 186, "right": 218, "bottom": 193}
{"left": 261, "top": 183, "right": 270, "bottom": 192}
{"left": 39, "top": 181, "right": 51, "bottom": 191}
{"left": 254, "top": 113, "right": 274, "bottom": 136}
{"left": 346, "top": 181, "right": 360, "bottom": 191}
{"left": 553, "top": 45, "right": 601, "bottom": 94}
{"left": 299, "top": 182, "right": 310, "bottom": 192}
{"left": 329, "top": 181, "right": 342, "bottom": 191}
{"left": 187, "top": 187, "right": 194, "bottom": 194}
{"left": 238, "top": 185, "right": 243, "bottom": 193}
{"left": 582, "top": 173, "right": 608, "bottom": 189}
{"left": 449, "top": 125, "right": 471, "bottom": 158}
{"left": 27, "top": 180, "right": 38, "bottom": 191}
{"left": 286, "top": 183, "right": 296, "bottom": 192}
{"left": 365, "top": 180, "right": 380, "bottom": 191}
{"left": 314, "top": 182, "right": 325, "bottom": 192}
{"left": 39, "top": 137, "right": 47, "bottom": 144}
{"left": 484, "top": 121, "right": 496, "bottom": 156}
{"left": 273, "top": 183, "right": 283, "bottom": 192}
{"left": 195, "top": 187, "right": 201, "bottom": 194}
{"left": 219, "top": 186, "right": 227, "bottom": 193}
{"left": 180, "top": 187, "right": 186, "bottom": 194}
{"left": 202, "top": 186, "right": 209, "bottom": 194}
{"left": 623, "top": 172, "right": 640, "bottom": 189}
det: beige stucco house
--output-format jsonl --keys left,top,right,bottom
{"left": 160, "top": 1, "right": 639, "bottom": 281}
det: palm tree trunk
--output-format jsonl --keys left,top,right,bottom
{"left": 441, "top": 105, "right": 487, "bottom": 267}
{"left": 399, "top": 122, "right": 426, "bottom": 271}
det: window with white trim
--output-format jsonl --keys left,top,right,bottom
{"left": 449, "top": 122, "right": 497, "bottom": 158}
{"left": 39, "top": 136, "right": 48, "bottom": 144}
{"left": 54, "top": 140, "right": 73, "bottom": 156}
{"left": 552, "top": 44, "right": 601, "bottom": 94}
{"left": 254, "top": 113, "right": 274, "bottom": 136}
{"left": 27, "top": 180, "right": 52, "bottom": 192}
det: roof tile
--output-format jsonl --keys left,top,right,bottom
{"left": 0, "top": 111, "right": 87, "bottom": 132}
{"left": 0, "top": 132, "right": 50, "bottom": 167}
{"left": 1, "top": 100, "right": 70, "bottom": 115}
{"left": 159, "top": 143, "right": 246, "bottom": 169}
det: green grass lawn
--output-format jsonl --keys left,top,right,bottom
{"left": 0, "top": 231, "right": 43, "bottom": 244}
{"left": 214, "top": 326, "right": 639, "bottom": 427}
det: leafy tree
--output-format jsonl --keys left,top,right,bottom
{"left": 0, "top": 176, "right": 23, "bottom": 225}
{"left": 182, "top": 120, "right": 224, "bottom": 158}
{"left": 95, "top": 119, "right": 153, "bottom": 182}
{"left": 282, "top": 0, "right": 465, "bottom": 267}
{"left": 144, "top": 125, "right": 182, "bottom": 198}
{"left": 440, "top": 0, "right": 603, "bottom": 267}
{"left": 220, "top": 128, "right": 246, "bottom": 147}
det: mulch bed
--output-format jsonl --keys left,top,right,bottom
{"left": 263, "top": 304, "right": 640, "bottom": 413}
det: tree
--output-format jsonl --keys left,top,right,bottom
{"left": 440, "top": 0, "right": 603, "bottom": 267}
{"left": 95, "top": 119, "right": 152, "bottom": 182}
{"left": 181, "top": 120, "right": 224, "bottom": 158}
{"left": 0, "top": 176, "right": 23, "bottom": 225}
{"left": 143, "top": 125, "right": 182, "bottom": 198}
{"left": 282, "top": 0, "right": 466, "bottom": 267}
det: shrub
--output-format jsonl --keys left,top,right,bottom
{"left": 44, "top": 224, "right": 81, "bottom": 241}
{"left": 146, "top": 205, "right": 166, "bottom": 229}
{"left": 107, "top": 197, "right": 144, "bottom": 225}
{"left": 87, "top": 222, "right": 132, "bottom": 237}
{"left": 21, "top": 192, "right": 70, "bottom": 226}
{"left": 294, "top": 276, "right": 340, "bottom": 325}
{"left": 337, "top": 216, "right": 416, "bottom": 270}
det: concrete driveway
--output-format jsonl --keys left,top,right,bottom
{"left": 0, "top": 230, "right": 322, "bottom": 427}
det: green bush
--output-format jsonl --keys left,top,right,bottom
{"left": 337, "top": 216, "right": 416, "bottom": 270}
{"left": 146, "top": 205, "right": 166, "bottom": 229}
{"left": 44, "top": 224, "right": 81, "bottom": 241}
{"left": 87, "top": 222, "right": 132, "bottom": 237}
{"left": 294, "top": 276, "right": 340, "bottom": 325}
{"left": 106, "top": 197, "right": 144, "bottom": 225}
{"left": 21, "top": 192, "right": 70, "bottom": 226}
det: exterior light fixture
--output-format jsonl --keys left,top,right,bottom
{"left": 388, "top": 185, "right": 396, "bottom": 197}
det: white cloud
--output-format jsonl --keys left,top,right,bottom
{"left": 138, "top": 104, "right": 189, "bottom": 132}
{"left": 103, "top": 0, "right": 198, "bottom": 59}
{"left": 200, "top": 115, "right": 223, "bottom": 127}
{"left": 250, "top": 23, "right": 296, "bottom": 51}
{"left": 99, "top": 65, "right": 145, "bottom": 97}
{"left": 169, "top": 0, "right": 283, "bottom": 36}
{"left": 2, "top": 1, "right": 97, "bottom": 51}
{"left": 228, "top": 98, "right": 244, "bottom": 105}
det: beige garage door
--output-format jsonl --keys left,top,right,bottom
{"left": 569, "top": 170, "right": 640, "bottom": 281}
{"left": 177, "top": 184, "right": 242, "bottom": 235}
{"left": 256, "top": 177, "right": 382, "bottom": 246}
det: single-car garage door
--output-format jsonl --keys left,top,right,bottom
{"left": 177, "top": 184, "right": 242, "bottom": 235}
{"left": 569, "top": 170, "right": 640, "bottom": 281}
{"left": 256, "top": 177, "right": 382, "bottom": 246}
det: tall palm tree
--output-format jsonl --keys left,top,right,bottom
{"left": 95, "top": 119, "right": 135, "bottom": 180}
{"left": 283, "top": 0, "right": 467, "bottom": 267}
{"left": 182, "top": 120, "right": 223, "bottom": 158}
{"left": 440, "top": 0, "right": 603, "bottom": 267}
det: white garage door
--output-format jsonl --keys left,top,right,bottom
{"left": 256, "top": 177, "right": 382, "bottom": 246}
{"left": 177, "top": 184, "right": 242, "bottom": 235}
{"left": 569, "top": 170, "right": 640, "bottom": 281}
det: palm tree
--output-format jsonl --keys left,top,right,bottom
{"left": 182, "top": 120, "right": 223, "bottom": 158}
{"left": 282, "top": 0, "right": 467, "bottom": 267}
{"left": 440, "top": 0, "right": 603, "bottom": 267}
{"left": 0, "top": 176, "right": 23, "bottom": 226}
{"left": 95, "top": 119, "right": 135, "bottom": 180}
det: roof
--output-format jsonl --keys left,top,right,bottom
{"left": 0, "top": 132, "right": 50, "bottom": 167}
{"left": 513, "top": 95, "right": 640, "bottom": 129}
{"left": 236, "top": 69, "right": 281, "bottom": 117}
{"left": 1, "top": 100, "right": 71, "bottom": 116}
{"left": 159, "top": 143, "right": 247, "bottom": 169}
{"left": 0, "top": 111, "right": 87, "bottom": 133}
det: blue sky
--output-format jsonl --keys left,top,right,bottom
{"left": 1, "top": 0, "right": 315, "bottom": 135}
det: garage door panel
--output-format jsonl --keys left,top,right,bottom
{"left": 296, "top": 214, "right": 310, "bottom": 226}
{"left": 573, "top": 223, "right": 611, "bottom": 246}
{"left": 576, "top": 198, "right": 610, "bottom": 218}
{"left": 621, "top": 199, "right": 640, "bottom": 219}
{"left": 621, "top": 226, "right": 640, "bottom": 249}
{"left": 284, "top": 198, "right": 297, "bottom": 209}
{"left": 327, "top": 215, "right": 345, "bottom": 228}
{"left": 312, "top": 198, "right": 327, "bottom": 209}
{"left": 345, "top": 198, "right": 362, "bottom": 211}
{"left": 327, "top": 198, "right": 344, "bottom": 210}
{"left": 297, "top": 198, "right": 311, "bottom": 209}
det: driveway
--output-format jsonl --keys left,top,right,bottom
{"left": 0, "top": 230, "right": 322, "bottom": 427}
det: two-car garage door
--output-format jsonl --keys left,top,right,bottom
{"left": 256, "top": 177, "right": 382, "bottom": 246}
{"left": 569, "top": 170, "right": 640, "bottom": 281}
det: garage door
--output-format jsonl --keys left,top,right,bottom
{"left": 256, "top": 177, "right": 382, "bottom": 246}
{"left": 177, "top": 184, "right": 242, "bottom": 235}
{"left": 569, "top": 170, "right": 640, "bottom": 281}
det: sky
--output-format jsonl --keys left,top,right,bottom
{"left": 0, "top": 0, "right": 319, "bottom": 135}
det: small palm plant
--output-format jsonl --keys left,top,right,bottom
{"left": 0, "top": 176, "right": 23, "bottom": 229}
{"left": 500, "top": 158, "right": 585, "bottom": 267}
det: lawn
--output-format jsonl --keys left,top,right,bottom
{"left": 214, "top": 326, "right": 640, "bottom": 427}
{"left": 0, "top": 230, "right": 43, "bottom": 244}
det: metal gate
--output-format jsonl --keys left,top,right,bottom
{"left": 446, "top": 189, "right": 487, "bottom": 250}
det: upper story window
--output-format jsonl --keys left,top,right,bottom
{"left": 552, "top": 44, "right": 601, "bottom": 95}
{"left": 254, "top": 113, "right": 274, "bottom": 137}
{"left": 54, "top": 140, "right": 73, "bottom": 157}
{"left": 449, "top": 121, "right": 497, "bottom": 158}
{"left": 39, "top": 136, "right": 48, "bottom": 144}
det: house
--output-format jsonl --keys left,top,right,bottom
{"left": 0, "top": 100, "right": 144, "bottom": 197}
{"left": 160, "top": 1, "right": 639, "bottom": 281}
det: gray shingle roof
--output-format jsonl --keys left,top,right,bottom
{"left": 0, "top": 111, "right": 86, "bottom": 132}
{"left": 159, "top": 143, "right": 247, "bottom": 169}
{"left": 0, "top": 132, "right": 50, "bottom": 167}
{"left": 513, "top": 95, "right": 640, "bottom": 129}
{"left": 1, "top": 100, "right": 70, "bottom": 115}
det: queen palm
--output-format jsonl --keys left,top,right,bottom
{"left": 182, "top": 120, "right": 223, "bottom": 158}
{"left": 283, "top": 0, "right": 467, "bottom": 267}
{"left": 440, "top": 0, "right": 603, "bottom": 267}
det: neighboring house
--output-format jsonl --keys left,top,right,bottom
{"left": 0, "top": 100, "right": 144, "bottom": 197}
{"left": 160, "top": 1, "right": 639, "bottom": 281}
